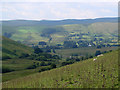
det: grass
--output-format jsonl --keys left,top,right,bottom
{"left": 2, "top": 22, "right": 118, "bottom": 45}
{"left": 2, "top": 59, "right": 40, "bottom": 71}
{"left": 55, "top": 47, "right": 118, "bottom": 58}
{"left": 2, "top": 66, "right": 46, "bottom": 82}
{"left": 2, "top": 36, "right": 33, "bottom": 58}
{"left": 2, "top": 50, "right": 118, "bottom": 88}
{"left": 2, "top": 58, "right": 52, "bottom": 82}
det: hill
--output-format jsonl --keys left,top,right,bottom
{"left": 2, "top": 36, "right": 62, "bottom": 82}
{"left": 2, "top": 18, "right": 118, "bottom": 46}
{"left": 2, "top": 36, "right": 33, "bottom": 60}
{"left": 1, "top": 17, "right": 118, "bottom": 26}
{"left": 2, "top": 50, "right": 118, "bottom": 88}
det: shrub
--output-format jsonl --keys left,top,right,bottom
{"left": 19, "top": 53, "right": 29, "bottom": 58}
{"left": 95, "top": 50, "right": 101, "bottom": 56}
{"left": 53, "top": 49, "right": 56, "bottom": 53}
{"left": 89, "top": 55, "right": 93, "bottom": 58}
{"left": 39, "top": 67, "right": 51, "bottom": 72}
{"left": 44, "top": 54, "right": 52, "bottom": 58}
{"left": 45, "top": 49, "right": 51, "bottom": 53}
{"left": 2, "top": 67, "right": 14, "bottom": 73}
{"left": 51, "top": 63, "right": 56, "bottom": 68}
{"left": 103, "top": 51, "right": 107, "bottom": 54}
{"left": 61, "top": 61, "right": 73, "bottom": 66}
{"left": 2, "top": 56, "right": 11, "bottom": 60}
{"left": 66, "top": 58, "right": 71, "bottom": 61}
{"left": 109, "top": 50, "right": 112, "bottom": 52}
{"left": 27, "top": 65, "right": 37, "bottom": 69}
{"left": 34, "top": 47, "right": 43, "bottom": 54}
{"left": 75, "top": 58, "right": 80, "bottom": 61}
{"left": 81, "top": 56, "right": 85, "bottom": 60}
{"left": 47, "top": 62, "right": 52, "bottom": 65}
{"left": 97, "top": 45, "right": 102, "bottom": 49}
{"left": 40, "top": 61, "right": 46, "bottom": 66}
{"left": 52, "top": 55, "right": 60, "bottom": 59}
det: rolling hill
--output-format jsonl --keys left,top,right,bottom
{"left": 1, "top": 17, "right": 119, "bottom": 88}
{"left": 2, "top": 36, "right": 62, "bottom": 82}
{"left": 1, "top": 17, "right": 118, "bottom": 46}
{"left": 1, "top": 17, "right": 118, "bottom": 26}
{"left": 2, "top": 36, "right": 33, "bottom": 59}
{"left": 2, "top": 50, "right": 118, "bottom": 88}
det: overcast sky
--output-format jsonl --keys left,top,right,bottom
{"left": 0, "top": 0, "right": 118, "bottom": 20}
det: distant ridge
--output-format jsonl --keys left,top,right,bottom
{"left": 1, "top": 17, "right": 118, "bottom": 26}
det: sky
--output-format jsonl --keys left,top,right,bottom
{"left": 0, "top": 0, "right": 119, "bottom": 20}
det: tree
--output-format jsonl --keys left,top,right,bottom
{"left": 75, "top": 58, "right": 80, "bottom": 61}
{"left": 3, "top": 32, "right": 12, "bottom": 38}
{"left": 40, "top": 61, "right": 46, "bottom": 66}
{"left": 27, "top": 65, "right": 37, "bottom": 69}
{"left": 38, "top": 41, "right": 47, "bottom": 45}
{"left": 34, "top": 47, "right": 43, "bottom": 54}
{"left": 19, "top": 53, "right": 29, "bottom": 58}
{"left": 2, "top": 67, "right": 14, "bottom": 73}
{"left": 107, "top": 44, "right": 111, "bottom": 47}
{"left": 63, "top": 41, "right": 77, "bottom": 48}
{"left": 53, "top": 49, "right": 56, "bottom": 53}
{"left": 51, "top": 63, "right": 56, "bottom": 68}
{"left": 45, "top": 49, "right": 51, "bottom": 53}
{"left": 97, "top": 45, "right": 102, "bottom": 49}
{"left": 36, "top": 62, "right": 39, "bottom": 66}
{"left": 52, "top": 55, "right": 60, "bottom": 59}
{"left": 95, "top": 50, "right": 101, "bottom": 56}
{"left": 61, "top": 61, "right": 73, "bottom": 66}
{"left": 89, "top": 55, "right": 93, "bottom": 58}
{"left": 2, "top": 56, "right": 11, "bottom": 60}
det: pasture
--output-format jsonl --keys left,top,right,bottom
{"left": 2, "top": 50, "right": 118, "bottom": 88}
{"left": 55, "top": 47, "right": 118, "bottom": 58}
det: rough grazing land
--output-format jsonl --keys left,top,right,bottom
{"left": 2, "top": 51, "right": 118, "bottom": 88}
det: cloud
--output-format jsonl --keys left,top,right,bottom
{"left": 50, "top": 8, "right": 99, "bottom": 19}
{"left": 1, "top": 3, "right": 47, "bottom": 20}
{"left": 0, "top": 2, "right": 118, "bottom": 20}
{"left": 100, "top": 9, "right": 112, "bottom": 13}
{"left": 0, "top": 0, "right": 119, "bottom": 2}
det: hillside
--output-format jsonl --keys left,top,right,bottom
{"left": 2, "top": 17, "right": 118, "bottom": 46}
{"left": 1, "top": 17, "right": 118, "bottom": 26}
{"left": 2, "top": 50, "right": 118, "bottom": 88}
{"left": 2, "top": 36, "right": 62, "bottom": 82}
{"left": 2, "top": 36, "right": 33, "bottom": 59}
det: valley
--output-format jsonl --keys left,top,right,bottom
{"left": 1, "top": 17, "right": 119, "bottom": 88}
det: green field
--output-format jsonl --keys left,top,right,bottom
{"left": 2, "top": 59, "right": 40, "bottom": 71}
{"left": 1, "top": 36, "right": 49, "bottom": 82}
{"left": 2, "top": 36, "right": 33, "bottom": 59}
{"left": 2, "top": 18, "right": 119, "bottom": 88}
{"left": 55, "top": 47, "right": 118, "bottom": 58}
{"left": 2, "top": 50, "right": 118, "bottom": 88}
{"left": 2, "top": 22, "right": 118, "bottom": 46}
{"left": 2, "top": 58, "right": 52, "bottom": 82}
{"left": 2, "top": 64, "right": 50, "bottom": 82}
{"left": 2, "top": 36, "right": 118, "bottom": 84}
{"left": 2, "top": 47, "right": 117, "bottom": 82}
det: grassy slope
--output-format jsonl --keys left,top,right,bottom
{"left": 2, "top": 36, "right": 36, "bottom": 81}
{"left": 2, "top": 36, "right": 33, "bottom": 58}
{"left": 2, "top": 50, "right": 118, "bottom": 88}
{"left": 2, "top": 37, "right": 53, "bottom": 82}
{"left": 2, "top": 62, "right": 47, "bottom": 82}
{"left": 50, "top": 22, "right": 118, "bottom": 45}
{"left": 55, "top": 47, "right": 118, "bottom": 58}
{"left": 2, "top": 59, "right": 40, "bottom": 71}
{"left": 2, "top": 59, "right": 51, "bottom": 82}
{"left": 62, "top": 22, "right": 117, "bottom": 33}
{"left": 2, "top": 22, "right": 118, "bottom": 45}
